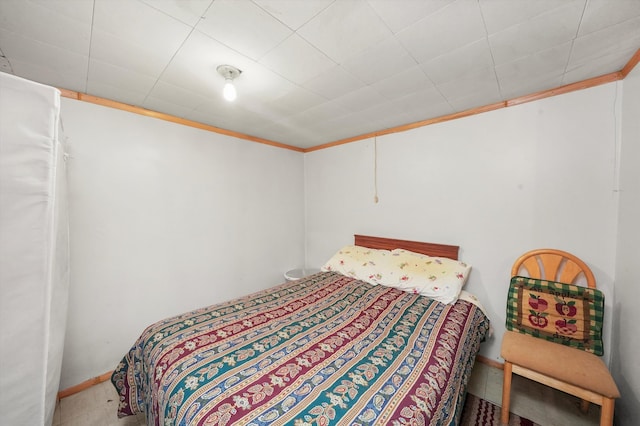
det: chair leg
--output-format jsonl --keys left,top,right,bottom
{"left": 501, "top": 361, "right": 513, "bottom": 425}
{"left": 600, "top": 397, "right": 615, "bottom": 426}
{"left": 580, "top": 399, "right": 590, "bottom": 412}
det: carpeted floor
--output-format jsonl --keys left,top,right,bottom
{"left": 461, "top": 393, "right": 541, "bottom": 426}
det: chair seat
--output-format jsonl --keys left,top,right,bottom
{"left": 501, "top": 331, "right": 620, "bottom": 399}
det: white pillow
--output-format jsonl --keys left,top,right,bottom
{"left": 381, "top": 249, "right": 471, "bottom": 304}
{"left": 321, "top": 245, "right": 391, "bottom": 285}
{"left": 322, "top": 245, "right": 471, "bottom": 304}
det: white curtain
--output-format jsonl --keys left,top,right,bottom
{"left": 0, "top": 73, "right": 70, "bottom": 426}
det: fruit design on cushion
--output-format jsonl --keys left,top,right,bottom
{"left": 555, "top": 298, "right": 577, "bottom": 316}
{"left": 555, "top": 318, "right": 578, "bottom": 335}
{"left": 528, "top": 310, "right": 549, "bottom": 328}
{"left": 554, "top": 297, "right": 579, "bottom": 335}
{"left": 528, "top": 293, "right": 548, "bottom": 311}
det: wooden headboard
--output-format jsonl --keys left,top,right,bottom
{"left": 354, "top": 234, "right": 459, "bottom": 260}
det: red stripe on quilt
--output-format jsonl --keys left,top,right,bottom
{"left": 190, "top": 285, "right": 402, "bottom": 425}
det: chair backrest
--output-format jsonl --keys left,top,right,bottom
{"left": 507, "top": 249, "right": 604, "bottom": 355}
{"left": 511, "top": 249, "right": 596, "bottom": 289}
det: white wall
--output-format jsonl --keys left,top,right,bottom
{"left": 57, "top": 75, "right": 634, "bottom": 396}
{"left": 613, "top": 64, "right": 640, "bottom": 425}
{"left": 60, "top": 99, "right": 305, "bottom": 389}
{"left": 305, "top": 83, "right": 621, "bottom": 364}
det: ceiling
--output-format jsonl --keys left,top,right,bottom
{"left": 1, "top": 0, "right": 639, "bottom": 150}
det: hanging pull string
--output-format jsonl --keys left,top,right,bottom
{"left": 373, "top": 135, "right": 379, "bottom": 203}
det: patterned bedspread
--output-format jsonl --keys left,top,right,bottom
{"left": 111, "top": 271, "right": 490, "bottom": 425}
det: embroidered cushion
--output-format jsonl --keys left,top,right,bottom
{"left": 505, "top": 276, "right": 604, "bottom": 355}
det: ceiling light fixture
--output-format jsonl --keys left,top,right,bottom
{"left": 216, "top": 64, "right": 242, "bottom": 102}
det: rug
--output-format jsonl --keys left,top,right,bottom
{"left": 460, "top": 393, "right": 541, "bottom": 426}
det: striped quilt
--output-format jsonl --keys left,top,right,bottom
{"left": 111, "top": 271, "right": 490, "bottom": 425}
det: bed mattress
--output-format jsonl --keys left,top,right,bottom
{"left": 112, "top": 271, "right": 490, "bottom": 425}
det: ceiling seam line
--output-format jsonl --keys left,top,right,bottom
{"left": 562, "top": 0, "right": 589, "bottom": 85}
{"left": 477, "top": 0, "right": 503, "bottom": 100}
{"left": 85, "top": 0, "right": 96, "bottom": 93}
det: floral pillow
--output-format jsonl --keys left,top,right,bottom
{"left": 505, "top": 276, "right": 604, "bottom": 355}
{"left": 379, "top": 249, "right": 471, "bottom": 304}
{"left": 322, "top": 246, "right": 471, "bottom": 304}
{"left": 321, "top": 245, "right": 392, "bottom": 285}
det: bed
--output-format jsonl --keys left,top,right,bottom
{"left": 111, "top": 235, "right": 490, "bottom": 425}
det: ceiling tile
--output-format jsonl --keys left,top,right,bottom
{"left": 397, "top": 0, "right": 485, "bottom": 63}
{"left": 436, "top": 67, "right": 504, "bottom": 112}
{"left": 297, "top": 0, "right": 393, "bottom": 63}
{"left": 392, "top": 92, "right": 454, "bottom": 123}
{"left": 499, "top": 71, "right": 564, "bottom": 100}
{"left": 88, "top": 59, "right": 158, "bottom": 97}
{"left": 265, "top": 86, "right": 327, "bottom": 116}
{"left": 390, "top": 86, "right": 450, "bottom": 114}
{"left": 333, "top": 86, "right": 387, "bottom": 112}
{"left": 437, "top": 66, "right": 500, "bottom": 104}
{"left": 259, "top": 34, "right": 336, "bottom": 84}
{"left": 341, "top": 36, "right": 418, "bottom": 85}
{"left": 301, "top": 65, "right": 364, "bottom": 99}
{"left": 289, "top": 101, "right": 351, "bottom": 129}
{"left": 578, "top": 0, "right": 640, "bottom": 36}
{"left": 91, "top": 0, "right": 192, "bottom": 76}
{"left": 569, "top": 16, "right": 640, "bottom": 69}
{"left": 338, "top": 102, "right": 410, "bottom": 132}
{"left": 488, "top": 1, "right": 584, "bottom": 65}
{"left": 196, "top": 0, "right": 292, "bottom": 60}
{"left": 86, "top": 80, "right": 148, "bottom": 107}
{"left": 189, "top": 99, "right": 238, "bottom": 124}
{"left": 145, "top": 80, "right": 210, "bottom": 110}
{"left": 253, "top": 0, "right": 335, "bottom": 30}
{"left": 0, "top": 0, "right": 93, "bottom": 55}
{"left": 191, "top": 100, "right": 275, "bottom": 134}
{"left": 228, "top": 110, "right": 275, "bottom": 132}
{"left": 0, "top": 29, "right": 88, "bottom": 92}
{"left": 563, "top": 46, "right": 638, "bottom": 84}
{"left": 254, "top": 122, "right": 318, "bottom": 147}
{"left": 367, "top": 0, "right": 455, "bottom": 33}
{"left": 1, "top": 0, "right": 639, "bottom": 150}
{"left": 140, "top": 0, "right": 214, "bottom": 27}
{"left": 446, "top": 87, "right": 503, "bottom": 112}
{"left": 258, "top": 127, "right": 311, "bottom": 147}
{"left": 94, "top": 0, "right": 191, "bottom": 48}
{"left": 230, "top": 60, "right": 303, "bottom": 104}
{"left": 159, "top": 31, "right": 254, "bottom": 98}
{"left": 142, "top": 96, "right": 196, "bottom": 120}
{"left": 420, "top": 38, "right": 494, "bottom": 85}
{"left": 372, "top": 66, "right": 434, "bottom": 100}
{"left": 90, "top": 29, "right": 179, "bottom": 79}
{"left": 495, "top": 42, "right": 572, "bottom": 92}
{"left": 479, "top": 0, "right": 583, "bottom": 35}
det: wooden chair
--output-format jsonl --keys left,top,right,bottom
{"left": 500, "top": 249, "right": 620, "bottom": 426}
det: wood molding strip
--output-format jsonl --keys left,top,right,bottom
{"left": 57, "top": 371, "right": 113, "bottom": 400}
{"left": 476, "top": 354, "right": 504, "bottom": 370}
{"left": 621, "top": 48, "right": 640, "bottom": 78}
{"left": 57, "top": 88, "right": 79, "bottom": 100}
{"left": 305, "top": 71, "right": 622, "bottom": 153}
{"left": 505, "top": 71, "right": 622, "bottom": 107}
{"left": 59, "top": 92, "right": 305, "bottom": 153}
{"left": 304, "top": 101, "right": 507, "bottom": 153}
{"left": 59, "top": 49, "right": 639, "bottom": 154}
